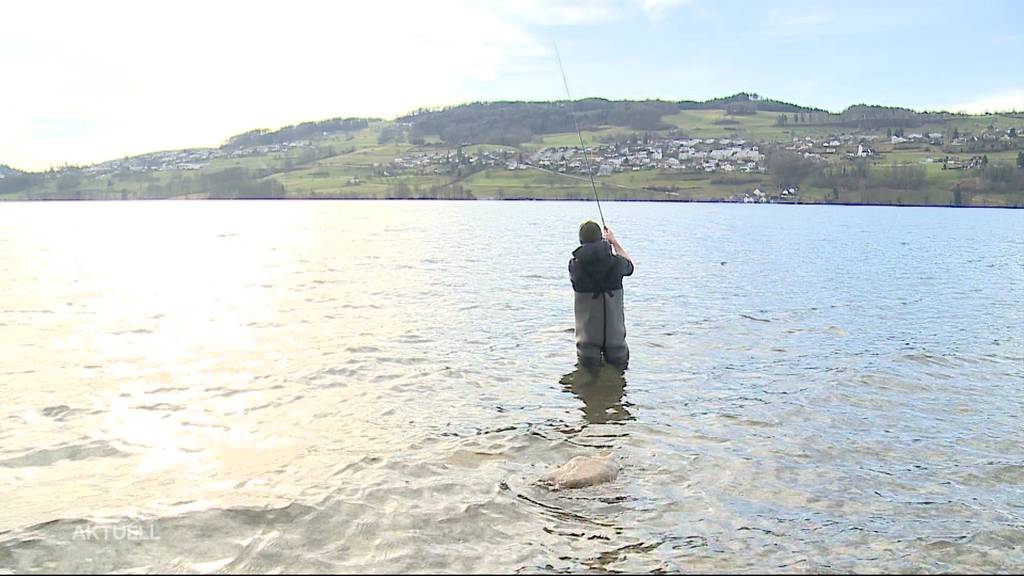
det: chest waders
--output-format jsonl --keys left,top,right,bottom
{"left": 575, "top": 263, "right": 629, "bottom": 369}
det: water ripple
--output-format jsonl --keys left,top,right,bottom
{"left": 0, "top": 201, "right": 1021, "bottom": 573}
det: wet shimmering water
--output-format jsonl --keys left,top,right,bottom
{"left": 0, "top": 200, "right": 1022, "bottom": 573}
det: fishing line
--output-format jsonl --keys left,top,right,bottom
{"left": 554, "top": 43, "right": 606, "bottom": 228}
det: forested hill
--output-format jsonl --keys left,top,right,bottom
{"left": 400, "top": 99, "right": 679, "bottom": 146}
{"left": 223, "top": 117, "right": 376, "bottom": 148}
{"left": 216, "top": 95, "right": 974, "bottom": 152}
{"left": 396, "top": 94, "right": 988, "bottom": 147}
{"left": 677, "top": 92, "right": 824, "bottom": 114}
{"left": 398, "top": 93, "right": 825, "bottom": 146}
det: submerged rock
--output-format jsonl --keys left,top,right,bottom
{"left": 539, "top": 453, "right": 618, "bottom": 490}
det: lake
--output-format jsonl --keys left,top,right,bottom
{"left": 0, "top": 200, "right": 1022, "bottom": 573}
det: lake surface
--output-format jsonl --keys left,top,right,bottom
{"left": 0, "top": 200, "right": 1022, "bottom": 573}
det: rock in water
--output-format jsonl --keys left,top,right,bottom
{"left": 539, "top": 453, "right": 618, "bottom": 490}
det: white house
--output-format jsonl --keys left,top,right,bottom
{"left": 733, "top": 149, "right": 763, "bottom": 162}
{"left": 709, "top": 149, "right": 734, "bottom": 161}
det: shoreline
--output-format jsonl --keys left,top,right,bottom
{"left": 1, "top": 196, "right": 1020, "bottom": 209}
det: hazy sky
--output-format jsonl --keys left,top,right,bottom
{"left": 3, "top": 0, "right": 1022, "bottom": 170}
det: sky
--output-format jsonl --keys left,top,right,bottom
{"left": 3, "top": 0, "right": 1022, "bottom": 171}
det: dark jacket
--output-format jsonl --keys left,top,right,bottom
{"left": 569, "top": 240, "right": 634, "bottom": 368}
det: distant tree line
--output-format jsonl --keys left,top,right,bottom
{"left": 833, "top": 105, "right": 939, "bottom": 129}
{"left": 952, "top": 163, "right": 1024, "bottom": 201}
{"left": 770, "top": 149, "right": 930, "bottom": 198}
{"left": 223, "top": 117, "right": 373, "bottom": 148}
{"left": 0, "top": 171, "right": 44, "bottom": 194}
{"left": 385, "top": 181, "right": 476, "bottom": 200}
{"left": 768, "top": 150, "right": 817, "bottom": 189}
{"left": 798, "top": 112, "right": 820, "bottom": 124}
{"left": 400, "top": 94, "right": 965, "bottom": 148}
{"left": 377, "top": 124, "right": 408, "bottom": 145}
{"left": 193, "top": 167, "right": 287, "bottom": 198}
{"left": 680, "top": 92, "right": 823, "bottom": 114}
{"left": 401, "top": 99, "right": 677, "bottom": 146}
{"left": 977, "top": 163, "right": 1024, "bottom": 191}
{"left": 400, "top": 93, "right": 835, "bottom": 148}
{"left": 878, "top": 164, "right": 928, "bottom": 191}
{"left": 123, "top": 167, "right": 286, "bottom": 199}
{"left": 22, "top": 167, "right": 286, "bottom": 200}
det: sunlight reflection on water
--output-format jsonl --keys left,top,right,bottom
{"left": 0, "top": 200, "right": 1022, "bottom": 573}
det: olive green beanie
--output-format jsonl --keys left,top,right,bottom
{"left": 579, "top": 220, "right": 602, "bottom": 244}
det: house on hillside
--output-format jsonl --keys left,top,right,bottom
{"left": 733, "top": 148, "right": 763, "bottom": 162}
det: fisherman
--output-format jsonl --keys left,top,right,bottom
{"left": 569, "top": 220, "right": 634, "bottom": 369}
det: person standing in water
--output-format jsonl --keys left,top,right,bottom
{"left": 569, "top": 220, "right": 634, "bottom": 369}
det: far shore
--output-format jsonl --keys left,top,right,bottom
{"left": 3, "top": 196, "right": 1020, "bottom": 209}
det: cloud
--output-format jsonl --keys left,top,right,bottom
{"left": 762, "top": 10, "right": 838, "bottom": 37}
{"left": 2, "top": 0, "right": 722, "bottom": 169}
{"left": 494, "top": 0, "right": 619, "bottom": 26}
{"left": 777, "top": 12, "right": 835, "bottom": 27}
{"left": 944, "top": 89, "right": 1024, "bottom": 113}
{"left": 0, "top": 0, "right": 560, "bottom": 170}
{"left": 638, "top": 0, "right": 692, "bottom": 19}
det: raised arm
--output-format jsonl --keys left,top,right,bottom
{"left": 603, "top": 226, "right": 633, "bottom": 266}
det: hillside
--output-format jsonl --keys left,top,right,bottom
{"left": 2, "top": 95, "right": 1023, "bottom": 206}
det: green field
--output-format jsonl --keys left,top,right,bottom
{"left": 663, "top": 110, "right": 842, "bottom": 141}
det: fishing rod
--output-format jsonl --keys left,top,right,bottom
{"left": 554, "top": 44, "right": 606, "bottom": 229}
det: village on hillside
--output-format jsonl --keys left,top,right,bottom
{"left": 78, "top": 141, "right": 317, "bottom": 176}
{"left": 63, "top": 121, "right": 1022, "bottom": 183}
{"left": 3, "top": 102, "right": 1021, "bottom": 205}
{"left": 381, "top": 126, "right": 1020, "bottom": 187}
